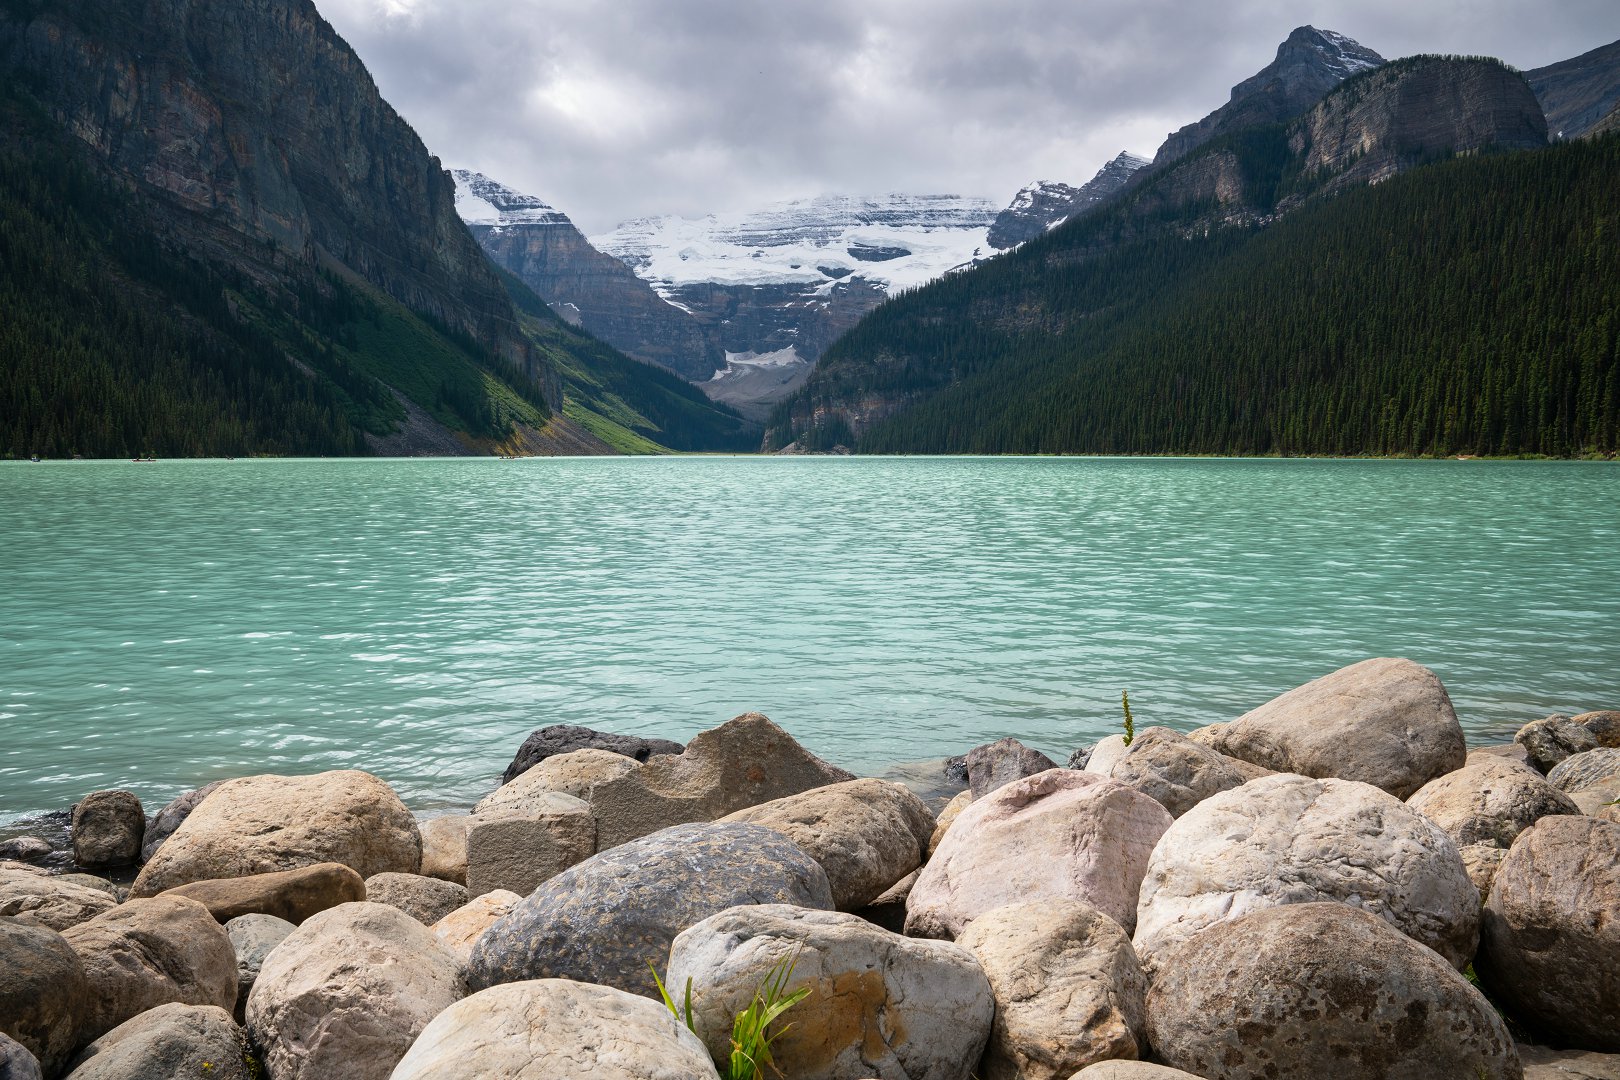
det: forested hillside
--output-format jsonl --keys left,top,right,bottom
{"left": 770, "top": 134, "right": 1619, "bottom": 457}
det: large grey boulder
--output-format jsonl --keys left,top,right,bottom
{"left": 141, "top": 781, "right": 226, "bottom": 863}
{"left": 965, "top": 737, "right": 1060, "bottom": 798}
{"left": 390, "top": 979, "right": 720, "bottom": 1080}
{"left": 158, "top": 862, "right": 366, "bottom": 924}
{"left": 61, "top": 896, "right": 238, "bottom": 1042}
{"left": 1133, "top": 773, "right": 1479, "bottom": 976}
{"left": 131, "top": 771, "right": 420, "bottom": 897}
{"left": 1209, "top": 657, "right": 1465, "bottom": 799}
{"left": 1546, "top": 748, "right": 1620, "bottom": 793}
{"left": 467, "top": 821, "right": 833, "bottom": 998}
{"left": 63, "top": 1003, "right": 250, "bottom": 1080}
{"left": 417, "top": 814, "right": 468, "bottom": 885}
{"left": 1477, "top": 816, "right": 1620, "bottom": 1051}
{"left": 495, "top": 713, "right": 854, "bottom": 851}
{"left": 1517, "top": 714, "right": 1599, "bottom": 773}
{"left": 666, "top": 904, "right": 993, "bottom": 1080}
{"left": 956, "top": 899, "right": 1147, "bottom": 1080}
{"left": 906, "top": 770, "right": 1172, "bottom": 940}
{"left": 70, "top": 791, "right": 144, "bottom": 870}
{"left": 0, "top": 919, "right": 90, "bottom": 1076}
{"left": 1100, "top": 727, "right": 1247, "bottom": 818}
{"left": 464, "top": 793, "right": 595, "bottom": 898}
{"left": 1145, "top": 903, "right": 1521, "bottom": 1080}
{"left": 429, "top": 890, "right": 522, "bottom": 964}
{"left": 362, "top": 873, "right": 467, "bottom": 925}
{"left": 721, "top": 778, "right": 934, "bottom": 909}
{"left": 224, "top": 914, "right": 294, "bottom": 1021}
{"left": 500, "top": 724, "right": 684, "bottom": 785}
{"left": 245, "top": 902, "right": 466, "bottom": 1080}
{"left": 0, "top": 1032, "right": 42, "bottom": 1080}
{"left": 1407, "top": 758, "right": 1581, "bottom": 848}
{"left": 0, "top": 868, "right": 117, "bottom": 930}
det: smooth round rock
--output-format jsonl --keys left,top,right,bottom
{"left": 390, "top": 978, "right": 720, "bottom": 1080}
{"left": 1546, "top": 748, "right": 1620, "bottom": 793}
{"left": 1071, "top": 1065, "right": 1207, "bottom": 1080}
{"left": 1210, "top": 657, "right": 1466, "bottom": 799}
{"left": 0, "top": 1032, "right": 42, "bottom": 1080}
{"left": 965, "top": 737, "right": 1060, "bottom": 798}
{"left": 131, "top": 771, "right": 420, "bottom": 897}
{"left": 906, "top": 770, "right": 1173, "bottom": 940}
{"left": 363, "top": 872, "right": 467, "bottom": 925}
{"left": 0, "top": 867, "right": 118, "bottom": 930}
{"left": 720, "top": 778, "right": 934, "bottom": 909}
{"left": 245, "top": 902, "right": 466, "bottom": 1080}
{"left": 468, "top": 821, "right": 833, "bottom": 998}
{"left": 159, "top": 862, "right": 366, "bottom": 924}
{"left": 141, "top": 781, "right": 226, "bottom": 863}
{"left": 1517, "top": 715, "right": 1599, "bottom": 773}
{"left": 1407, "top": 758, "right": 1580, "bottom": 848}
{"left": 1133, "top": 773, "right": 1479, "bottom": 975}
{"left": 1145, "top": 903, "right": 1520, "bottom": 1080}
{"left": 63, "top": 1002, "right": 250, "bottom": 1080}
{"left": 71, "top": 791, "right": 145, "bottom": 870}
{"left": 61, "top": 895, "right": 239, "bottom": 1042}
{"left": 501, "top": 724, "right": 685, "bottom": 785}
{"left": 1101, "top": 727, "right": 1246, "bottom": 818}
{"left": 0, "top": 919, "right": 91, "bottom": 1076}
{"left": 1477, "top": 815, "right": 1620, "bottom": 1050}
{"left": 225, "top": 913, "right": 295, "bottom": 1019}
{"left": 0, "top": 838, "right": 51, "bottom": 864}
{"left": 957, "top": 899, "right": 1148, "bottom": 1080}
{"left": 666, "top": 904, "right": 993, "bottom": 1080}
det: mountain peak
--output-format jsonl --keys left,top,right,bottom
{"left": 450, "top": 170, "right": 572, "bottom": 228}
{"left": 987, "top": 151, "right": 1150, "bottom": 250}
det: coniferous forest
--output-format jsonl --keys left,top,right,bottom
{"left": 771, "top": 135, "right": 1620, "bottom": 457}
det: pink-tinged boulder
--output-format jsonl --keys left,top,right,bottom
{"left": 1210, "top": 657, "right": 1465, "bottom": 799}
{"left": 1098, "top": 727, "right": 1247, "bottom": 818}
{"left": 429, "top": 890, "right": 522, "bottom": 964}
{"left": 1407, "top": 758, "right": 1580, "bottom": 849}
{"left": 1477, "top": 816, "right": 1620, "bottom": 1051}
{"left": 1134, "top": 774, "right": 1479, "bottom": 976}
{"left": 929, "top": 790, "right": 974, "bottom": 857}
{"left": 1145, "top": 903, "right": 1520, "bottom": 1080}
{"left": 905, "top": 769, "right": 1172, "bottom": 939}
{"left": 131, "top": 771, "right": 420, "bottom": 897}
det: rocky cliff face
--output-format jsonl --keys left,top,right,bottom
{"left": 987, "top": 152, "right": 1149, "bottom": 250}
{"left": 1151, "top": 26, "right": 1384, "bottom": 169}
{"left": 1527, "top": 39, "right": 1620, "bottom": 140}
{"left": 454, "top": 171, "right": 723, "bottom": 382}
{"left": 0, "top": 0, "right": 533, "bottom": 373}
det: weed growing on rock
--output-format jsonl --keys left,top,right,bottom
{"left": 651, "top": 948, "right": 811, "bottom": 1080}
{"left": 1121, "top": 690, "right": 1136, "bottom": 747}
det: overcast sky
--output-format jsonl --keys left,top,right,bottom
{"left": 318, "top": 0, "right": 1618, "bottom": 235}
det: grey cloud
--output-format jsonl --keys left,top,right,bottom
{"left": 321, "top": 0, "right": 1619, "bottom": 234}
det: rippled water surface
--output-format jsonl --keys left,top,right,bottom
{"left": 2, "top": 456, "right": 1617, "bottom": 821}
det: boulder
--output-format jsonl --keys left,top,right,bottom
{"left": 1134, "top": 774, "right": 1479, "bottom": 975}
{"left": 1603, "top": 801, "right": 1620, "bottom": 825}
{"left": 906, "top": 770, "right": 1172, "bottom": 940}
{"left": 141, "top": 781, "right": 225, "bottom": 863}
{"left": 130, "top": 771, "right": 420, "bottom": 897}
{"left": 1518, "top": 1044, "right": 1620, "bottom": 1080}
{"left": 929, "top": 790, "right": 974, "bottom": 857}
{"left": 666, "top": 904, "right": 993, "bottom": 1080}
{"left": 0, "top": 868, "right": 118, "bottom": 930}
{"left": 224, "top": 913, "right": 294, "bottom": 1021}
{"left": 1575, "top": 710, "right": 1620, "bottom": 748}
{"left": 1517, "top": 715, "right": 1599, "bottom": 773}
{"left": 494, "top": 713, "right": 854, "bottom": 851}
{"left": 1072, "top": 1065, "right": 1207, "bottom": 1080}
{"left": 429, "top": 890, "right": 521, "bottom": 964}
{"left": 1100, "top": 727, "right": 1246, "bottom": 818}
{"left": 0, "top": 1033, "right": 42, "bottom": 1080}
{"left": 479, "top": 750, "right": 639, "bottom": 815}
{"left": 464, "top": 795, "right": 596, "bottom": 898}
{"left": 467, "top": 821, "right": 833, "bottom": 998}
{"left": 1471, "top": 742, "right": 1536, "bottom": 769}
{"left": 1571, "top": 777, "right": 1620, "bottom": 817}
{"left": 363, "top": 873, "right": 467, "bottom": 925}
{"left": 1082, "top": 735, "right": 1131, "bottom": 778}
{"left": 721, "top": 778, "right": 934, "bottom": 909}
{"left": 1210, "top": 658, "right": 1465, "bottom": 799}
{"left": 1546, "top": 748, "right": 1620, "bottom": 793}
{"left": 70, "top": 791, "right": 144, "bottom": 870}
{"left": 1407, "top": 758, "right": 1581, "bottom": 848}
{"left": 417, "top": 814, "right": 468, "bottom": 885}
{"left": 501, "top": 724, "right": 684, "bottom": 785}
{"left": 390, "top": 978, "right": 720, "bottom": 1080}
{"left": 61, "top": 896, "right": 238, "bottom": 1042}
{"left": 852, "top": 869, "right": 916, "bottom": 934}
{"left": 1477, "top": 815, "right": 1620, "bottom": 1050}
{"left": 245, "top": 902, "right": 466, "bottom": 1080}
{"left": 957, "top": 899, "right": 1147, "bottom": 1080}
{"left": 0, "top": 919, "right": 90, "bottom": 1076}
{"left": 0, "top": 838, "right": 51, "bottom": 864}
{"left": 1460, "top": 844, "right": 1509, "bottom": 901}
{"left": 158, "top": 862, "right": 365, "bottom": 924}
{"left": 63, "top": 1003, "right": 250, "bottom": 1080}
{"left": 1145, "top": 903, "right": 1520, "bottom": 1080}
{"left": 54, "top": 875, "right": 118, "bottom": 897}
{"left": 965, "top": 738, "right": 1060, "bottom": 798}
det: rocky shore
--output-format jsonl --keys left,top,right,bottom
{"left": 2, "top": 658, "right": 1618, "bottom": 1080}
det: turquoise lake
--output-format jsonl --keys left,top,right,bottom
{"left": 1, "top": 456, "right": 1617, "bottom": 823}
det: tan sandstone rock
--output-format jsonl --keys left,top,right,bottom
{"left": 0, "top": 867, "right": 118, "bottom": 930}
{"left": 0, "top": 919, "right": 91, "bottom": 1076}
{"left": 158, "top": 862, "right": 366, "bottom": 924}
{"left": 417, "top": 814, "right": 469, "bottom": 885}
{"left": 1574, "top": 710, "right": 1620, "bottom": 748}
{"left": 430, "top": 890, "right": 522, "bottom": 963}
{"left": 63, "top": 1003, "right": 251, "bottom": 1080}
{"left": 1407, "top": 757, "right": 1580, "bottom": 848}
{"left": 929, "top": 789, "right": 974, "bottom": 857}
{"left": 464, "top": 794, "right": 596, "bottom": 898}
{"left": 363, "top": 872, "right": 467, "bottom": 925}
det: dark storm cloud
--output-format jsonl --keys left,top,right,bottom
{"left": 320, "top": 0, "right": 1619, "bottom": 235}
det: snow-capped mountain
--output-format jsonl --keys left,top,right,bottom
{"left": 987, "top": 152, "right": 1150, "bottom": 250}
{"left": 452, "top": 169, "right": 573, "bottom": 227}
